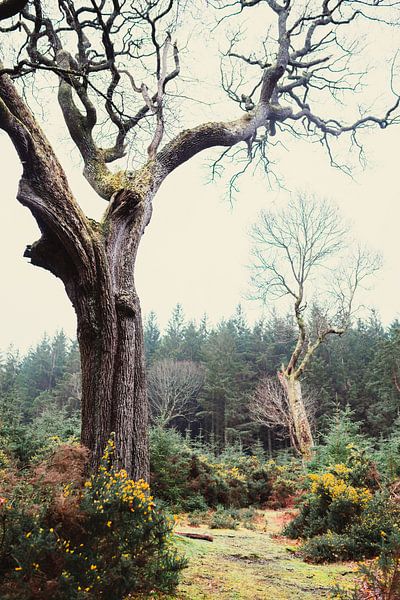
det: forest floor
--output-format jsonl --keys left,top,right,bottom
{"left": 169, "top": 509, "right": 357, "bottom": 600}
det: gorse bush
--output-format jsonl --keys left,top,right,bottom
{"left": 149, "top": 427, "right": 299, "bottom": 510}
{"left": 330, "top": 529, "right": 400, "bottom": 599}
{"left": 286, "top": 462, "right": 373, "bottom": 541}
{"left": 0, "top": 439, "right": 187, "bottom": 600}
{"left": 286, "top": 449, "right": 400, "bottom": 563}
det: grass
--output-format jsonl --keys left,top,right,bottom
{"left": 168, "top": 509, "right": 356, "bottom": 600}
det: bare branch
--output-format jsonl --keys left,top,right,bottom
{"left": 148, "top": 359, "right": 205, "bottom": 427}
{"left": 250, "top": 375, "right": 316, "bottom": 450}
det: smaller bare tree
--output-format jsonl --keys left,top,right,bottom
{"left": 148, "top": 360, "right": 205, "bottom": 428}
{"left": 250, "top": 376, "right": 316, "bottom": 453}
{"left": 250, "top": 193, "right": 381, "bottom": 460}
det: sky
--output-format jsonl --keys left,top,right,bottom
{"left": 0, "top": 6, "right": 399, "bottom": 352}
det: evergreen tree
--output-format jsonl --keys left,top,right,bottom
{"left": 144, "top": 312, "right": 161, "bottom": 366}
{"left": 158, "top": 305, "right": 186, "bottom": 360}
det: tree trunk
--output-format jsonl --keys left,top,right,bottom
{"left": 280, "top": 374, "right": 314, "bottom": 461}
{"left": 26, "top": 184, "right": 153, "bottom": 481}
{"left": 68, "top": 188, "right": 152, "bottom": 480}
{"left": 74, "top": 285, "right": 148, "bottom": 481}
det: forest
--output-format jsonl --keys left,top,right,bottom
{"left": 1, "top": 306, "right": 400, "bottom": 598}
{"left": 0, "top": 0, "right": 400, "bottom": 597}
{"left": 1, "top": 307, "right": 400, "bottom": 458}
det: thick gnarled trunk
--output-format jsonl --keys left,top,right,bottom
{"left": 76, "top": 287, "right": 148, "bottom": 480}
{"left": 65, "top": 189, "right": 153, "bottom": 480}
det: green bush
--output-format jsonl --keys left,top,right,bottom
{"left": 301, "top": 531, "right": 355, "bottom": 563}
{"left": 0, "top": 408, "right": 80, "bottom": 467}
{"left": 149, "top": 428, "right": 301, "bottom": 510}
{"left": 149, "top": 427, "right": 192, "bottom": 508}
{"left": 187, "top": 509, "right": 208, "bottom": 527}
{"left": 376, "top": 427, "right": 400, "bottom": 483}
{"left": 296, "top": 493, "right": 400, "bottom": 563}
{"left": 209, "top": 506, "right": 239, "bottom": 530}
{"left": 310, "top": 407, "right": 372, "bottom": 475}
{"left": 285, "top": 463, "right": 373, "bottom": 540}
{"left": 330, "top": 529, "right": 400, "bottom": 598}
{"left": 0, "top": 440, "right": 187, "bottom": 600}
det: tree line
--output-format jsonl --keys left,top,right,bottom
{"left": 1, "top": 306, "right": 398, "bottom": 459}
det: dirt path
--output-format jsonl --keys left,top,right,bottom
{"left": 172, "top": 510, "right": 355, "bottom": 600}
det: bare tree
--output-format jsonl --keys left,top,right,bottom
{"left": 0, "top": 0, "right": 397, "bottom": 478}
{"left": 148, "top": 359, "right": 204, "bottom": 428}
{"left": 250, "top": 193, "right": 381, "bottom": 459}
{"left": 250, "top": 375, "right": 316, "bottom": 452}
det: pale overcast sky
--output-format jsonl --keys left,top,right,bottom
{"left": 0, "top": 7, "right": 399, "bottom": 352}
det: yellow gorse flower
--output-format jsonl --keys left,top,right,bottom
{"left": 308, "top": 465, "right": 372, "bottom": 505}
{"left": 82, "top": 436, "right": 155, "bottom": 520}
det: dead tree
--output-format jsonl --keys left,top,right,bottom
{"left": 250, "top": 194, "right": 381, "bottom": 459}
{"left": 0, "top": 0, "right": 397, "bottom": 478}
{"left": 250, "top": 375, "right": 316, "bottom": 452}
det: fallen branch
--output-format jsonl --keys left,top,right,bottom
{"left": 175, "top": 531, "right": 213, "bottom": 542}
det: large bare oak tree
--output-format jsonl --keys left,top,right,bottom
{"left": 0, "top": 0, "right": 398, "bottom": 479}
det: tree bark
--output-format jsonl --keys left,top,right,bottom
{"left": 279, "top": 373, "right": 314, "bottom": 461}
{"left": 63, "top": 187, "right": 153, "bottom": 480}
{"left": 28, "top": 186, "right": 152, "bottom": 480}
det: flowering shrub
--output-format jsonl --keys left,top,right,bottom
{"left": 0, "top": 440, "right": 187, "bottom": 600}
{"left": 286, "top": 459, "right": 400, "bottom": 564}
{"left": 286, "top": 463, "right": 373, "bottom": 541}
{"left": 150, "top": 427, "right": 301, "bottom": 510}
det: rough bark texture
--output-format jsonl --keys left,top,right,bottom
{"left": 0, "top": 70, "right": 157, "bottom": 479}
{"left": 280, "top": 374, "right": 314, "bottom": 461}
{"left": 60, "top": 185, "right": 156, "bottom": 479}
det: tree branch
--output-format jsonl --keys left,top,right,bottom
{"left": 0, "top": 71, "right": 97, "bottom": 284}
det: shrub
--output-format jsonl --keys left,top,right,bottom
{"left": 149, "top": 427, "right": 192, "bottom": 508}
{"left": 209, "top": 506, "right": 239, "bottom": 530}
{"left": 285, "top": 463, "right": 373, "bottom": 540}
{"left": 187, "top": 510, "right": 208, "bottom": 527}
{"left": 0, "top": 440, "right": 187, "bottom": 600}
{"left": 330, "top": 529, "right": 400, "bottom": 599}
{"left": 265, "top": 461, "right": 302, "bottom": 509}
{"left": 284, "top": 446, "right": 400, "bottom": 564}
{"left": 188, "top": 453, "right": 248, "bottom": 508}
{"left": 298, "top": 494, "right": 400, "bottom": 563}
{"left": 238, "top": 507, "right": 257, "bottom": 530}
{"left": 311, "top": 407, "right": 371, "bottom": 472}
{"left": 301, "top": 532, "right": 355, "bottom": 563}
{"left": 149, "top": 428, "right": 301, "bottom": 510}
{"left": 0, "top": 408, "right": 80, "bottom": 467}
{"left": 376, "top": 428, "right": 400, "bottom": 483}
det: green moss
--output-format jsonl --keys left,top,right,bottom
{"left": 166, "top": 510, "right": 356, "bottom": 600}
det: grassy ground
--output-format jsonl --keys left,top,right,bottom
{"left": 170, "top": 510, "right": 356, "bottom": 600}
